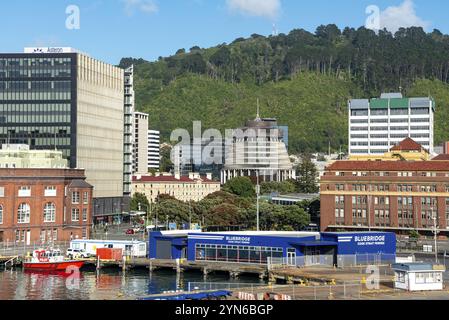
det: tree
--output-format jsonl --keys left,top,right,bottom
{"left": 154, "top": 197, "right": 196, "bottom": 225}
{"left": 295, "top": 155, "right": 319, "bottom": 193}
{"left": 222, "top": 177, "right": 256, "bottom": 198}
{"left": 260, "top": 181, "right": 296, "bottom": 194}
{"left": 130, "top": 193, "right": 150, "bottom": 212}
{"left": 160, "top": 145, "right": 173, "bottom": 173}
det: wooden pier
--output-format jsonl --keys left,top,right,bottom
{"left": 83, "top": 257, "right": 268, "bottom": 279}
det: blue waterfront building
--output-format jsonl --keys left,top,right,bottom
{"left": 148, "top": 231, "right": 396, "bottom": 267}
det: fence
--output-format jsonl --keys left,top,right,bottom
{"left": 268, "top": 253, "right": 396, "bottom": 270}
{"left": 187, "top": 282, "right": 267, "bottom": 293}
{"left": 187, "top": 282, "right": 378, "bottom": 300}
{"left": 0, "top": 241, "right": 70, "bottom": 257}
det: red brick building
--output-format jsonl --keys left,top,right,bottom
{"left": 320, "top": 160, "right": 449, "bottom": 237}
{"left": 0, "top": 168, "right": 93, "bottom": 244}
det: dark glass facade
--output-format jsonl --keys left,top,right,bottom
{"left": 0, "top": 54, "right": 77, "bottom": 167}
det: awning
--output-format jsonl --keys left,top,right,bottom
{"left": 290, "top": 241, "right": 338, "bottom": 247}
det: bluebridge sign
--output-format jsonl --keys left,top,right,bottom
{"left": 338, "top": 235, "right": 386, "bottom": 246}
{"left": 322, "top": 232, "right": 396, "bottom": 255}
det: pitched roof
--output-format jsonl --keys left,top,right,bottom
{"left": 432, "top": 154, "right": 449, "bottom": 161}
{"left": 132, "top": 175, "right": 217, "bottom": 184}
{"left": 326, "top": 160, "right": 449, "bottom": 172}
{"left": 69, "top": 179, "right": 93, "bottom": 188}
{"left": 390, "top": 138, "right": 425, "bottom": 152}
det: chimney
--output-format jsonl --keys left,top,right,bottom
{"left": 445, "top": 142, "right": 449, "bottom": 154}
{"left": 155, "top": 172, "right": 160, "bottom": 177}
{"left": 206, "top": 173, "right": 212, "bottom": 180}
{"left": 189, "top": 172, "right": 194, "bottom": 180}
{"left": 175, "top": 172, "right": 181, "bottom": 180}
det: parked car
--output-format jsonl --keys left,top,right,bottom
{"left": 66, "top": 248, "right": 90, "bottom": 259}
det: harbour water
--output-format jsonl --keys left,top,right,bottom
{"left": 0, "top": 268, "right": 266, "bottom": 300}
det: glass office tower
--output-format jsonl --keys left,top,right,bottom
{"left": 0, "top": 54, "right": 77, "bottom": 164}
{"left": 0, "top": 49, "right": 128, "bottom": 220}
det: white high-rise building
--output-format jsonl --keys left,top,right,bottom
{"left": 133, "top": 112, "right": 149, "bottom": 174}
{"left": 348, "top": 93, "right": 435, "bottom": 156}
{"left": 148, "top": 130, "right": 160, "bottom": 171}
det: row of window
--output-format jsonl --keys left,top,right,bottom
{"left": 0, "top": 187, "right": 88, "bottom": 204}
{"left": 336, "top": 209, "right": 449, "bottom": 222}
{"left": 335, "top": 171, "right": 449, "bottom": 178}
{"left": 0, "top": 203, "right": 88, "bottom": 224}
{"left": 351, "top": 108, "right": 430, "bottom": 117}
{"left": 195, "top": 244, "right": 284, "bottom": 264}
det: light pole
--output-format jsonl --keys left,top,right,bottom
{"left": 433, "top": 215, "right": 439, "bottom": 264}
{"left": 256, "top": 171, "right": 260, "bottom": 232}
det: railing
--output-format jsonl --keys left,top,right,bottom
{"left": 4, "top": 256, "right": 18, "bottom": 269}
{"left": 268, "top": 255, "right": 335, "bottom": 270}
{"left": 268, "top": 254, "right": 396, "bottom": 270}
{"left": 199, "top": 282, "right": 402, "bottom": 300}
{"left": 0, "top": 241, "right": 71, "bottom": 257}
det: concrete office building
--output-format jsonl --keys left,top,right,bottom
{"left": 348, "top": 93, "right": 435, "bottom": 156}
{"left": 133, "top": 112, "right": 149, "bottom": 174}
{"left": 148, "top": 130, "right": 160, "bottom": 171}
{"left": 222, "top": 113, "right": 295, "bottom": 184}
{"left": 0, "top": 47, "right": 127, "bottom": 219}
{"left": 172, "top": 138, "right": 225, "bottom": 179}
{"left": 0, "top": 144, "right": 68, "bottom": 169}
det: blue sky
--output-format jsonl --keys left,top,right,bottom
{"left": 0, "top": 0, "right": 447, "bottom": 64}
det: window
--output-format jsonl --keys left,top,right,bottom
{"left": 72, "top": 191, "right": 80, "bottom": 204}
{"left": 71, "top": 208, "right": 80, "bottom": 222}
{"left": 82, "top": 208, "right": 88, "bottom": 222}
{"left": 0, "top": 186, "right": 4, "bottom": 197}
{"left": 396, "top": 272, "right": 406, "bottom": 283}
{"left": 43, "top": 203, "right": 56, "bottom": 222}
{"left": 0, "top": 205, "right": 2, "bottom": 224}
{"left": 83, "top": 192, "right": 89, "bottom": 204}
{"left": 17, "top": 203, "right": 31, "bottom": 224}
{"left": 18, "top": 186, "right": 31, "bottom": 197}
{"left": 53, "top": 229, "right": 58, "bottom": 241}
{"left": 44, "top": 186, "right": 57, "bottom": 197}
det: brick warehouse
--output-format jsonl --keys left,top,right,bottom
{"left": 320, "top": 160, "right": 449, "bottom": 238}
{"left": 0, "top": 168, "right": 93, "bottom": 244}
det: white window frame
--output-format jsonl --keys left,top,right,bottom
{"left": 17, "top": 203, "right": 31, "bottom": 224}
{"left": 43, "top": 203, "right": 56, "bottom": 223}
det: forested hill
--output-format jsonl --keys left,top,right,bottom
{"left": 120, "top": 25, "right": 449, "bottom": 153}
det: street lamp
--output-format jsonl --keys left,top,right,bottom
{"left": 433, "top": 215, "right": 439, "bottom": 264}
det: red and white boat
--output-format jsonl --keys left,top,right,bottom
{"left": 23, "top": 249, "right": 84, "bottom": 271}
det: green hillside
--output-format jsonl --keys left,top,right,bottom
{"left": 121, "top": 25, "right": 449, "bottom": 153}
{"left": 138, "top": 72, "right": 360, "bottom": 153}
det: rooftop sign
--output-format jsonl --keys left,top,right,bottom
{"left": 24, "top": 47, "right": 78, "bottom": 54}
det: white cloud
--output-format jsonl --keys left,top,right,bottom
{"left": 122, "top": 0, "right": 158, "bottom": 16}
{"left": 226, "top": 0, "right": 281, "bottom": 20}
{"left": 379, "top": 0, "right": 430, "bottom": 33}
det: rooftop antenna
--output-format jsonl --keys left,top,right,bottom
{"left": 272, "top": 23, "right": 278, "bottom": 36}
{"left": 256, "top": 98, "right": 261, "bottom": 120}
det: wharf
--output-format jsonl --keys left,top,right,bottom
{"left": 83, "top": 258, "right": 268, "bottom": 279}
{"left": 269, "top": 265, "right": 394, "bottom": 285}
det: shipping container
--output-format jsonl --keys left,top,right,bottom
{"left": 96, "top": 248, "right": 123, "bottom": 261}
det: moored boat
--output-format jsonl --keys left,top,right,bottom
{"left": 23, "top": 249, "right": 84, "bottom": 271}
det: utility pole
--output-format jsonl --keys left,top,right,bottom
{"left": 256, "top": 171, "right": 260, "bottom": 232}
